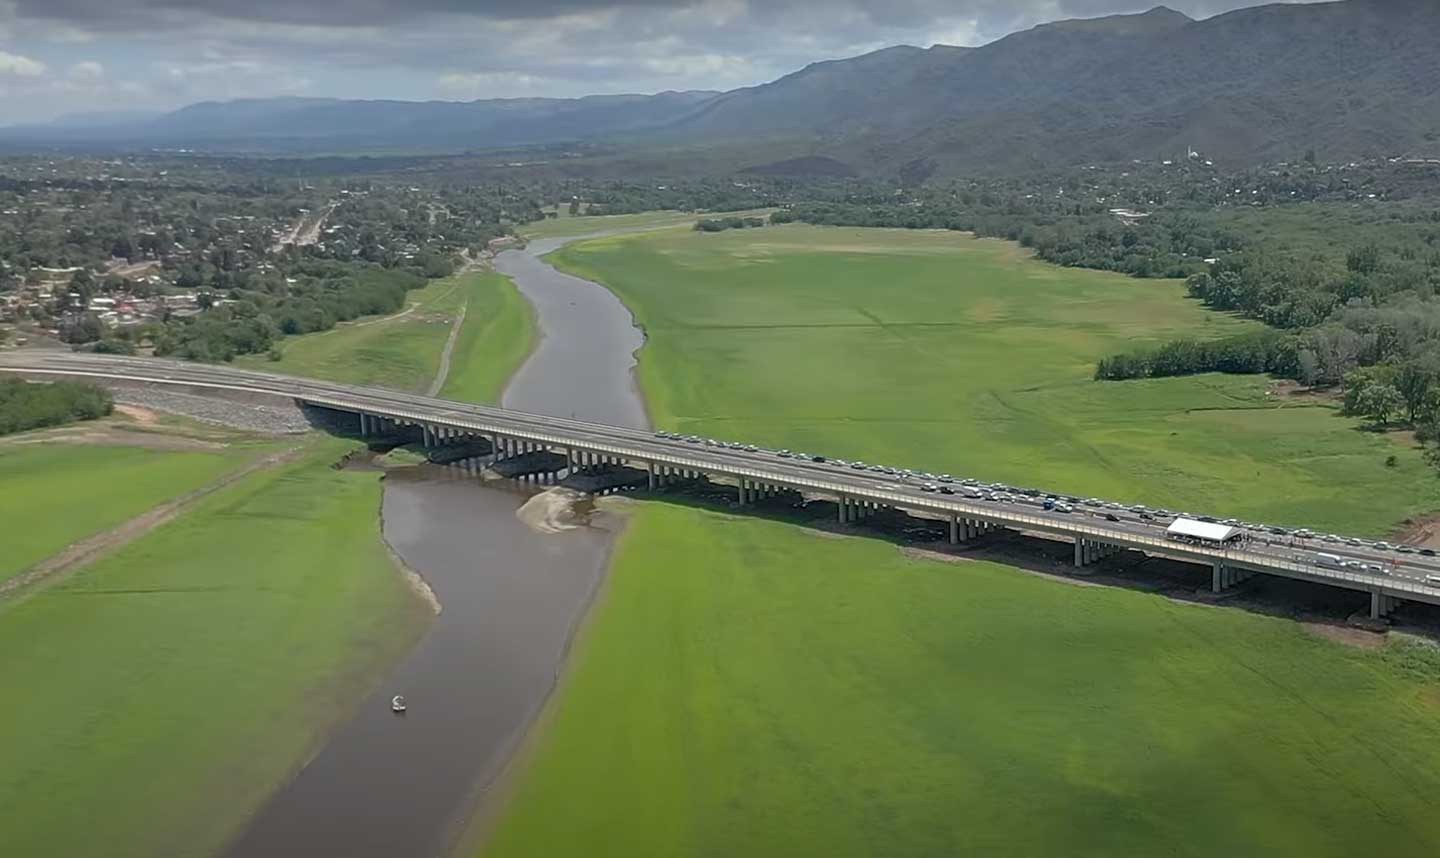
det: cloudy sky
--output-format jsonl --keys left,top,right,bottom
{"left": 0, "top": 0, "right": 1296, "bottom": 124}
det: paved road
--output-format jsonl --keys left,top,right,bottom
{"left": 7, "top": 350, "right": 1440, "bottom": 606}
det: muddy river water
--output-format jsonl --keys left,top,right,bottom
{"left": 226, "top": 235, "right": 648, "bottom": 857}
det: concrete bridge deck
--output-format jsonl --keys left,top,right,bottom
{"left": 6, "top": 350, "right": 1439, "bottom": 620}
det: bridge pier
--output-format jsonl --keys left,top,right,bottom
{"left": 1371, "top": 593, "right": 1402, "bottom": 620}
{"left": 1210, "top": 562, "right": 1255, "bottom": 593}
{"left": 1074, "top": 538, "right": 1120, "bottom": 568}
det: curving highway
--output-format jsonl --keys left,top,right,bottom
{"left": 6, "top": 349, "right": 1439, "bottom": 617}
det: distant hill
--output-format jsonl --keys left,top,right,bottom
{"left": 4, "top": 0, "right": 1439, "bottom": 175}
{"left": 0, "top": 91, "right": 720, "bottom": 152}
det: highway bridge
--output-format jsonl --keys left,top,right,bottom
{"left": 6, "top": 350, "right": 1439, "bottom": 621}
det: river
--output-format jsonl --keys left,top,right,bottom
{"left": 225, "top": 234, "right": 648, "bottom": 857}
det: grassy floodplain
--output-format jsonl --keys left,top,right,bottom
{"left": 549, "top": 225, "right": 1440, "bottom": 535}
{"left": 488, "top": 508, "right": 1440, "bottom": 858}
{"left": 236, "top": 270, "right": 489, "bottom": 391}
{"left": 439, "top": 271, "right": 535, "bottom": 403}
{"left": 0, "top": 435, "right": 431, "bottom": 857}
{"left": 479, "top": 223, "right": 1440, "bottom": 857}
{"left": 520, "top": 209, "right": 775, "bottom": 241}
{"left": 0, "top": 432, "right": 267, "bottom": 584}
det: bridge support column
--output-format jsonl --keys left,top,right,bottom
{"left": 738, "top": 478, "right": 747, "bottom": 505}
{"left": 647, "top": 463, "right": 657, "bottom": 490}
{"left": 1370, "top": 593, "right": 1402, "bottom": 620}
{"left": 949, "top": 515, "right": 959, "bottom": 545}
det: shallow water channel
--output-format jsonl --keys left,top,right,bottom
{"left": 226, "top": 236, "right": 648, "bottom": 857}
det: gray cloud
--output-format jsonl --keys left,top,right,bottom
{"left": 0, "top": 0, "right": 1300, "bottom": 123}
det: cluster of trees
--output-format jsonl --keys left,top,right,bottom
{"left": 0, "top": 378, "right": 113, "bottom": 435}
{"left": 1186, "top": 243, "right": 1440, "bottom": 331}
{"left": 695, "top": 216, "right": 767, "bottom": 233}
{"left": 1094, "top": 330, "right": 1300, "bottom": 380}
{"left": 149, "top": 264, "right": 423, "bottom": 362}
{"left": 770, "top": 203, "right": 1240, "bottom": 280}
{"left": 1341, "top": 361, "right": 1440, "bottom": 428}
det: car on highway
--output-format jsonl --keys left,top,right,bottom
{"left": 921, "top": 483, "right": 939, "bottom": 493}
{"left": 1422, "top": 548, "right": 1437, "bottom": 557}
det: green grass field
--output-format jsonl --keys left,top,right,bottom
{"left": 240, "top": 272, "right": 468, "bottom": 391}
{"left": 486, "top": 507, "right": 1440, "bottom": 858}
{"left": 478, "top": 223, "right": 1440, "bottom": 857}
{"left": 0, "top": 436, "right": 431, "bottom": 857}
{"left": 548, "top": 225, "right": 1440, "bottom": 535}
{"left": 0, "top": 440, "right": 263, "bottom": 584}
{"left": 243, "top": 270, "right": 531, "bottom": 398}
{"left": 521, "top": 209, "right": 774, "bottom": 241}
{"left": 440, "top": 272, "right": 534, "bottom": 403}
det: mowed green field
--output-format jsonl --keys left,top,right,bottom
{"left": 521, "top": 209, "right": 774, "bottom": 241}
{"left": 549, "top": 225, "right": 1440, "bottom": 535}
{"left": 487, "top": 508, "right": 1440, "bottom": 858}
{"left": 240, "top": 272, "right": 469, "bottom": 391}
{"left": 440, "top": 272, "right": 534, "bottom": 403}
{"left": 521, "top": 210, "right": 703, "bottom": 240}
{"left": 479, "top": 224, "right": 1440, "bottom": 857}
{"left": 0, "top": 440, "right": 260, "bottom": 583}
{"left": 0, "top": 436, "right": 431, "bottom": 857}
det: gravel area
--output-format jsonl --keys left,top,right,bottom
{"left": 109, "top": 385, "right": 312, "bottom": 434}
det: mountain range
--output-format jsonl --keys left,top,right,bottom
{"left": 5, "top": 0, "right": 1438, "bottom": 177}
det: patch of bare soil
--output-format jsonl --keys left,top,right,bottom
{"left": 1302, "top": 622, "right": 1387, "bottom": 650}
{"left": 0, "top": 446, "right": 303, "bottom": 600}
{"left": 114, "top": 403, "right": 159, "bottom": 425}
{"left": 899, "top": 545, "right": 976, "bottom": 565}
{"left": 1266, "top": 379, "right": 1334, "bottom": 402}
{"left": 1391, "top": 514, "right": 1440, "bottom": 549}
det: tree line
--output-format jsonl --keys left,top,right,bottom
{"left": 0, "top": 378, "right": 113, "bottom": 435}
{"left": 695, "top": 216, "right": 767, "bottom": 233}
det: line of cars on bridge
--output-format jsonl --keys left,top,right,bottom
{"left": 652, "top": 431, "right": 1435, "bottom": 564}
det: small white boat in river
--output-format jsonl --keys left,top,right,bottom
{"left": 391, "top": 695, "right": 407, "bottom": 713}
